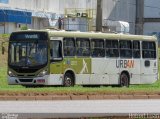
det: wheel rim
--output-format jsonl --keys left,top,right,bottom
{"left": 65, "top": 77, "right": 72, "bottom": 86}
{"left": 121, "top": 74, "right": 128, "bottom": 87}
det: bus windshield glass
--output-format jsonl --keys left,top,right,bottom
{"left": 9, "top": 41, "right": 47, "bottom": 67}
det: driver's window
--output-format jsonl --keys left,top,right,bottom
{"left": 50, "top": 41, "right": 62, "bottom": 60}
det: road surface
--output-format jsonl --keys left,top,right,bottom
{"left": 0, "top": 100, "right": 160, "bottom": 118}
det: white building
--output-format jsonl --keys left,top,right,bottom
{"left": 0, "top": 0, "right": 96, "bottom": 33}
{"left": 0, "top": 0, "right": 142, "bottom": 34}
{"left": 102, "top": 0, "right": 136, "bottom": 34}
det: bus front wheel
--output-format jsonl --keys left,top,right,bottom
{"left": 120, "top": 73, "right": 129, "bottom": 87}
{"left": 64, "top": 73, "right": 74, "bottom": 87}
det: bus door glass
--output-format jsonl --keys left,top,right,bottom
{"left": 50, "top": 37, "right": 63, "bottom": 74}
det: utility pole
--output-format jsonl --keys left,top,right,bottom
{"left": 135, "top": 0, "right": 144, "bottom": 35}
{"left": 96, "top": 0, "right": 102, "bottom": 32}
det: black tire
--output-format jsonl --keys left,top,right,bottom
{"left": 22, "top": 85, "right": 35, "bottom": 88}
{"left": 120, "top": 73, "right": 129, "bottom": 87}
{"left": 22, "top": 85, "right": 44, "bottom": 88}
{"left": 64, "top": 73, "right": 74, "bottom": 87}
{"left": 82, "top": 85, "right": 100, "bottom": 88}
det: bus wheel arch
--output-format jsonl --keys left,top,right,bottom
{"left": 119, "top": 71, "right": 130, "bottom": 87}
{"left": 63, "top": 70, "right": 75, "bottom": 87}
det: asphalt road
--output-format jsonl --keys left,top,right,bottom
{"left": 0, "top": 100, "right": 160, "bottom": 118}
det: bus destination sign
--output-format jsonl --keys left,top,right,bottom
{"left": 25, "top": 34, "right": 39, "bottom": 39}
{"left": 10, "top": 32, "right": 48, "bottom": 41}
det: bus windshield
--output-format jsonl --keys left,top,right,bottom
{"left": 9, "top": 41, "right": 47, "bottom": 67}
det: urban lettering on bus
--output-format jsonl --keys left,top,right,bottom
{"left": 116, "top": 60, "right": 134, "bottom": 68}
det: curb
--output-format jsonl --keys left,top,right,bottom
{"left": 0, "top": 94, "right": 160, "bottom": 101}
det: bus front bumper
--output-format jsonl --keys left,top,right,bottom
{"left": 7, "top": 75, "right": 49, "bottom": 85}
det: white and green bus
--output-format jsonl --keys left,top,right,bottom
{"left": 8, "top": 30, "right": 158, "bottom": 87}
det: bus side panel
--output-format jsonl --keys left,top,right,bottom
{"left": 48, "top": 74, "right": 63, "bottom": 85}
{"left": 118, "top": 59, "right": 141, "bottom": 84}
{"left": 140, "top": 59, "right": 158, "bottom": 84}
{"left": 130, "top": 59, "right": 141, "bottom": 84}
{"left": 90, "top": 58, "right": 109, "bottom": 85}
{"left": 49, "top": 61, "right": 64, "bottom": 85}
{"left": 105, "top": 59, "right": 119, "bottom": 85}
{"left": 75, "top": 74, "right": 91, "bottom": 85}
{"left": 63, "top": 58, "right": 91, "bottom": 85}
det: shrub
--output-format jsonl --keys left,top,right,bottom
{"left": 21, "top": 26, "right": 28, "bottom": 30}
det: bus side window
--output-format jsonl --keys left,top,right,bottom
{"left": 120, "top": 40, "right": 132, "bottom": 58}
{"left": 91, "top": 39, "right": 105, "bottom": 57}
{"left": 142, "top": 41, "right": 156, "bottom": 59}
{"left": 76, "top": 38, "right": 90, "bottom": 57}
{"left": 63, "top": 38, "right": 75, "bottom": 57}
{"left": 106, "top": 40, "right": 119, "bottom": 58}
{"left": 133, "top": 41, "right": 140, "bottom": 58}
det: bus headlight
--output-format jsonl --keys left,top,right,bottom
{"left": 8, "top": 70, "right": 16, "bottom": 77}
{"left": 37, "top": 70, "right": 48, "bottom": 77}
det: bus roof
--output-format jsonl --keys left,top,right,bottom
{"left": 12, "top": 30, "right": 157, "bottom": 41}
{"left": 48, "top": 31, "right": 157, "bottom": 41}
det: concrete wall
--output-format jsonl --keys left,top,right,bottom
{"left": 143, "top": 23, "right": 160, "bottom": 43}
{"left": 144, "top": 0, "right": 160, "bottom": 18}
{"left": 3, "top": 23, "right": 30, "bottom": 33}
{"left": 0, "top": 26, "right": 4, "bottom": 33}
{"left": 0, "top": 22, "right": 32, "bottom": 34}
{"left": 8, "top": 0, "right": 96, "bottom": 13}
{"left": 143, "top": 23, "right": 160, "bottom": 34}
{"left": 102, "top": 0, "right": 136, "bottom": 34}
{"left": 31, "top": 17, "right": 49, "bottom": 29}
{"left": 143, "top": 0, "right": 160, "bottom": 43}
{"left": 0, "top": 0, "right": 137, "bottom": 33}
{"left": 1, "top": 0, "right": 97, "bottom": 32}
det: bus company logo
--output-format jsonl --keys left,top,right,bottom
{"left": 116, "top": 60, "right": 134, "bottom": 68}
{"left": 25, "top": 34, "right": 38, "bottom": 39}
{"left": 80, "top": 59, "right": 88, "bottom": 74}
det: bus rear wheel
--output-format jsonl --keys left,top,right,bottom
{"left": 120, "top": 73, "right": 129, "bottom": 87}
{"left": 64, "top": 73, "right": 74, "bottom": 87}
